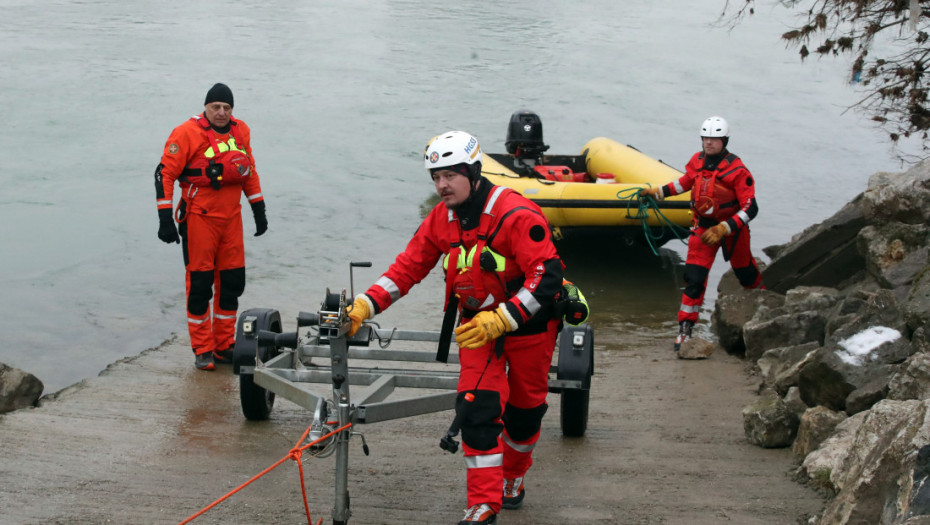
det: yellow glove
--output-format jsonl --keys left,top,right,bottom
{"left": 639, "top": 186, "right": 663, "bottom": 201}
{"left": 454, "top": 306, "right": 513, "bottom": 350}
{"left": 701, "top": 222, "right": 731, "bottom": 246}
{"left": 346, "top": 295, "right": 372, "bottom": 337}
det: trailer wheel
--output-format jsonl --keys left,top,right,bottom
{"left": 555, "top": 324, "right": 594, "bottom": 437}
{"left": 234, "top": 308, "right": 282, "bottom": 421}
{"left": 560, "top": 389, "right": 590, "bottom": 437}
{"left": 240, "top": 374, "right": 274, "bottom": 421}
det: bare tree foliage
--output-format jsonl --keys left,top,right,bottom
{"left": 722, "top": 0, "right": 929, "bottom": 161}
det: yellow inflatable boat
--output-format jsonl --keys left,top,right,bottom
{"left": 483, "top": 136, "right": 692, "bottom": 245}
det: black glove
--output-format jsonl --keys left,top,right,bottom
{"left": 157, "top": 208, "right": 180, "bottom": 244}
{"left": 251, "top": 201, "right": 268, "bottom": 237}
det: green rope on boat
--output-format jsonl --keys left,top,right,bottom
{"left": 617, "top": 186, "right": 690, "bottom": 255}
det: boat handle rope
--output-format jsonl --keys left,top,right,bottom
{"left": 619, "top": 186, "right": 690, "bottom": 255}
{"left": 481, "top": 171, "right": 689, "bottom": 254}
{"left": 178, "top": 422, "right": 352, "bottom": 525}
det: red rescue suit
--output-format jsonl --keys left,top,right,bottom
{"left": 662, "top": 151, "right": 762, "bottom": 323}
{"left": 363, "top": 181, "right": 563, "bottom": 513}
{"left": 155, "top": 114, "right": 264, "bottom": 355}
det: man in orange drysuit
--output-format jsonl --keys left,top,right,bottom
{"left": 154, "top": 83, "right": 267, "bottom": 371}
{"left": 346, "top": 131, "right": 564, "bottom": 525}
{"left": 641, "top": 116, "right": 763, "bottom": 351}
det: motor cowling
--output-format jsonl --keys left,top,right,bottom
{"left": 505, "top": 110, "right": 550, "bottom": 158}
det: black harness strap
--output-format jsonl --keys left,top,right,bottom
{"left": 436, "top": 295, "right": 459, "bottom": 363}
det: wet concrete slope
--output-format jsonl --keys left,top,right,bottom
{"left": 0, "top": 333, "right": 825, "bottom": 525}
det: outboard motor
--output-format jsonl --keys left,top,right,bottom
{"left": 505, "top": 110, "right": 550, "bottom": 159}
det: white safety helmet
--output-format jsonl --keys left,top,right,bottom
{"left": 700, "top": 116, "right": 729, "bottom": 138}
{"left": 424, "top": 131, "right": 483, "bottom": 172}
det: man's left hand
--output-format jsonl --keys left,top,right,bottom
{"left": 701, "top": 222, "right": 730, "bottom": 245}
{"left": 251, "top": 201, "right": 268, "bottom": 236}
{"left": 639, "top": 186, "right": 663, "bottom": 201}
{"left": 454, "top": 307, "right": 512, "bottom": 349}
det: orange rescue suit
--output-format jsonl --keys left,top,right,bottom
{"left": 155, "top": 113, "right": 265, "bottom": 356}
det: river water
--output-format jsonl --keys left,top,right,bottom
{"left": 0, "top": 0, "right": 918, "bottom": 393}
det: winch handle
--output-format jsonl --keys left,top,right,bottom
{"left": 349, "top": 261, "right": 372, "bottom": 299}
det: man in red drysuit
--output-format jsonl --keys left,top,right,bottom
{"left": 154, "top": 83, "right": 268, "bottom": 371}
{"left": 641, "top": 116, "right": 763, "bottom": 350}
{"left": 346, "top": 131, "right": 564, "bottom": 524}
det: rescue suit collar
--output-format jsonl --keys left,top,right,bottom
{"left": 701, "top": 148, "right": 729, "bottom": 171}
{"left": 453, "top": 176, "right": 492, "bottom": 229}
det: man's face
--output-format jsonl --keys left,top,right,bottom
{"left": 431, "top": 169, "right": 472, "bottom": 208}
{"left": 702, "top": 137, "right": 725, "bottom": 156}
{"left": 205, "top": 102, "right": 232, "bottom": 128}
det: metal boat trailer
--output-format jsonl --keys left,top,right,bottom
{"left": 232, "top": 286, "right": 594, "bottom": 525}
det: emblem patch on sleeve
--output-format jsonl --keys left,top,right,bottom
{"left": 168, "top": 143, "right": 179, "bottom": 154}
{"left": 529, "top": 224, "right": 546, "bottom": 242}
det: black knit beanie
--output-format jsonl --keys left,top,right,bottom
{"left": 204, "top": 83, "right": 234, "bottom": 107}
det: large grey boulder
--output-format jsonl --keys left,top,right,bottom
{"left": 741, "top": 286, "right": 842, "bottom": 362}
{"left": 797, "top": 325, "right": 911, "bottom": 414}
{"left": 712, "top": 260, "right": 776, "bottom": 355}
{"left": 889, "top": 353, "right": 930, "bottom": 401}
{"left": 860, "top": 160, "right": 930, "bottom": 225}
{"left": 906, "top": 268, "right": 930, "bottom": 333}
{"left": 711, "top": 286, "right": 784, "bottom": 355}
{"left": 857, "top": 222, "right": 930, "bottom": 301}
{"left": 744, "top": 310, "right": 828, "bottom": 362}
{"left": 785, "top": 286, "right": 844, "bottom": 311}
{"left": 812, "top": 399, "right": 930, "bottom": 525}
{"left": 757, "top": 341, "right": 821, "bottom": 396}
{"left": 801, "top": 410, "right": 867, "bottom": 492}
{"left": 792, "top": 405, "right": 847, "bottom": 458}
{"left": 826, "top": 293, "right": 874, "bottom": 339}
{"left": 783, "top": 386, "right": 810, "bottom": 421}
{"left": 761, "top": 159, "right": 930, "bottom": 299}
{"left": 0, "top": 363, "right": 43, "bottom": 413}
{"left": 742, "top": 389, "right": 799, "bottom": 448}
{"left": 916, "top": 328, "right": 930, "bottom": 354}
{"left": 827, "top": 289, "right": 911, "bottom": 347}
{"left": 761, "top": 197, "right": 868, "bottom": 294}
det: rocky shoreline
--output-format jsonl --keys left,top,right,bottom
{"left": 712, "top": 159, "right": 930, "bottom": 524}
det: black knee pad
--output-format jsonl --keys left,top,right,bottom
{"left": 502, "top": 403, "right": 548, "bottom": 442}
{"left": 188, "top": 270, "right": 213, "bottom": 316}
{"left": 458, "top": 390, "right": 503, "bottom": 452}
{"left": 734, "top": 263, "right": 761, "bottom": 288}
{"left": 683, "top": 264, "right": 710, "bottom": 300}
{"left": 217, "top": 267, "right": 246, "bottom": 311}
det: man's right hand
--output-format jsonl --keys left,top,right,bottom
{"left": 639, "top": 186, "right": 663, "bottom": 201}
{"left": 346, "top": 295, "right": 372, "bottom": 336}
{"left": 157, "top": 209, "right": 180, "bottom": 244}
